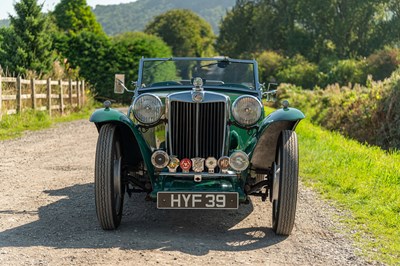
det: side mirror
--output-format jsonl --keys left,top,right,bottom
{"left": 262, "top": 82, "right": 278, "bottom": 101}
{"left": 114, "top": 74, "right": 125, "bottom": 94}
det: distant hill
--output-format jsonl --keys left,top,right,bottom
{"left": 0, "top": 0, "right": 235, "bottom": 35}
{"left": 0, "top": 19, "right": 9, "bottom": 28}
{"left": 93, "top": 0, "right": 235, "bottom": 35}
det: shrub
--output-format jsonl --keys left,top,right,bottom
{"left": 60, "top": 31, "right": 172, "bottom": 103}
{"left": 367, "top": 47, "right": 400, "bottom": 81}
{"left": 276, "top": 54, "right": 321, "bottom": 89}
{"left": 326, "top": 58, "right": 368, "bottom": 86}
{"left": 255, "top": 50, "right": 284, "bottom": 83}
{"left": 277, "top": 70, "right": 400, "bottom": 150}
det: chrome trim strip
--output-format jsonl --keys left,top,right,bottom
{"left": 195, "top": 103, "right": 199, "bottom": 156}
{"left": 138, "top": 57, "right": 259, "bottom": 91}
{"left": 157, "top": 172, "right": 237, "bottom": 177}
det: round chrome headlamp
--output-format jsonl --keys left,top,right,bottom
{"left": 133, "top": 94, "right": 163, "bottom": 124}
{"left": 232, "top": 95, "right": 262, "bottom": 126}
{"left": 229, "top": 151, "right": 249, "bottom": 172}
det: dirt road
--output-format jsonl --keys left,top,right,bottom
{"left": 0, "top": 119, "right": 375, "bottom": 265}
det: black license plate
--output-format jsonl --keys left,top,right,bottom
{"left": 157, "top": 192, "right": 239, "bottom": 209}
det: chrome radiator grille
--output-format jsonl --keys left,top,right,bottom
{"left": 169, "top": 101, "right": 226, "bottom": 159}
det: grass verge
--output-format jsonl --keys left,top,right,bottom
{"left": 294, "top": 116, "right": 400, "bottom": 264}
{"left": 0, "top": 104, "right": 98, "bottom": 141}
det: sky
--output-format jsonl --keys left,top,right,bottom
{"left": 0, "top": 0, "right": 137, "bottom": 20}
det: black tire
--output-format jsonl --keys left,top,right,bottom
{"left": 271, "top": 130, "right": 299, "bottom": 235}
{"left": 95, "top": 124, "right": 124, "bottom": 230}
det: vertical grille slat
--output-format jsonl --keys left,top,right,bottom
{"left": 170, "top": 101, "right": 225, "bottom": 160}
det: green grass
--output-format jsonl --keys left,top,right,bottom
{"left": 0, "top": 104, "right": 98, "bottom": 140}
{"left": 295, "top": 117, "right": 400, "bottom": 264}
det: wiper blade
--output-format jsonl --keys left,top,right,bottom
{"left": 144, "top": 57, "right": 173, "bottom": 72}
{"left": 199, "top": 59, "right": 231, "bottom": 69}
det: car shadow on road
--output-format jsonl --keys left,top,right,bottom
{"left": 0, "top": 183, "right": 287, "bottom": 255}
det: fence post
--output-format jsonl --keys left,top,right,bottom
{"left": 59, "top": 80, "right": 64, "bottom": 115}
{"left": 31, "top": 78, "right": 36, "bottom": 110}
{"left": 17, "top": 76, "right": 22, "bottom": 113}
{"left": 47, "top": 78, "right": 51, "bottom": 116}
{"left": 81, "top": 80, "right": 85, "bottom": 106}
{"left": 68, "top": 79, "right": 72, "bottom": 106}
{"left": 0, "top": 74, "right": 2, "bottom": 119}
{"left": 76, "top": 79, "right": 80, "bottom": 108}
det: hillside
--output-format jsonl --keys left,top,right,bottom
{"left": 93, "top": 0, "right": 235, "bottom": 35}
{"left": 0, "top": 19, "right": 9, "bottom": 28}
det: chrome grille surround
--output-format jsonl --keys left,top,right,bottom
{"left": 166, "top": 91, "right": 230, "bottom": 160}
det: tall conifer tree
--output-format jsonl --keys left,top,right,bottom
{"left": 1, "top": 0, "right": 53, "bottom": 75}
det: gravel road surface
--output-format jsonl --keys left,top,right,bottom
{"left": 0, "top": 119, "right": 376, "bottom": 265}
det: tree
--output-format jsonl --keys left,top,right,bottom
{"left": 61, "top": 31, "right": 172, "bottom": 102}
{"left": 61, "top": 30, "right": 115, "bottom": 98}
{"left": 217, "top": 0, "right": 313, "bottom": 59}
{"left": 112, "top": 32, "right": 173, "bottom": 83}
{"left": 53, "top": 0, "right": 104, "bottom": 35}
{"left": 217, "top": 0, "right": 400, "bottom": 61}
{"left": 296, "top": 0, "right": 393, "bottom": 59}
{"left": 0, "top": 0, "right": 53, "bottom": 76}
{"left": 145, "top": 9, "right": 215, "bottom": 57}
{"left": 217, "top": 0, "right": 259, "bottom": 57}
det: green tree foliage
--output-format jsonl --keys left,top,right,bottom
{"left": 145, "top": 9, "right": 215, "bottom": 57}
{"left": 59, "top": 31, "right": 172, "bottom": 102}
{"left": 61, "top": 31, "right": 114, "bottom": 95}
{"left": 296, "top": 0, "right": 397, "bottom": 60}
{"left": 217, "top": 1, "right": 259, "bottom": 57}
{"left": 255, "top": 50, "right": 284, "bottom": 82}
{"left": 112, "top": 32, "right": 174, "bottom": 85}
{"left": 53, "top": 0, "right": 104, "bottom": 35}
{"left": 217, "top": 0, "right": 313, "bottom": 58}
{"left": 276, "top": 55, "right": 322, "bottom": 89}
{"left": 327, "top": 59, "right": 368, "bottom": 86}
{"left": 0, "top": 0, "right": 53, "bottom": 76}
{"left": 366, "top": 48, "right": 400, "bottom": 81}
{"left": 277, "top": 69, "right": 400, "bottom": 150}
{"left": 218, "top": 0, "right": 400, "bottom": 61}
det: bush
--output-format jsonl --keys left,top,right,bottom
{"left": 374, "top": 71, "right": 400, "bottom": 149}
{"left": 255, "top": 50, "right": 284, "bottom": 83}
{"left": 276, "top": 54, "right": 322, "bottom": 89}
{"left": 59, "top": 31, "right": 172, "bottom": 103}
{"left": 112, "top": 32, "right": 173, "bottom": 87}
{"left": 367, "top": 47, "right": 400, "bottom": 81}
{"left": 277, "top": 70, "right": 400, "bottom": 150}
{"left": 326, "top": 58, "right": 368, "bottom": 86}
{"left": 256, "top": 52, "right": 374, "bottom": 89}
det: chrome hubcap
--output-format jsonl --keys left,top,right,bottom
{"left": 272, "top": 161, "right": 280, "bottom": 202}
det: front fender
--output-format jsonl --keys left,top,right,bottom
{"left": 250, "top": 107, "right": 305, "bottom": 171}
{"left": 90, "top": 108, "right": 154, "bottom": 177}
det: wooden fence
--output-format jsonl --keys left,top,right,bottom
{"left": 0, "top": 75, "right": 85, "bottom": 118}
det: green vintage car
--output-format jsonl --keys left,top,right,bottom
{"left": 90, "top": 57, "right": 304, "bottom": 235}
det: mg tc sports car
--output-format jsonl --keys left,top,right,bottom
{"left": 90, "top": 57, "right": 305, "bottom": 235}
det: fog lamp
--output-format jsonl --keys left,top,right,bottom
{"left": 229, "top": 151, "right": 249, "bottom": 172}
{"left": 151, "top": 150, "right": 169, "bottom": 169}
